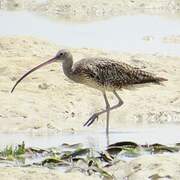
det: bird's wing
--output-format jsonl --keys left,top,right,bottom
{"left": 73, "top": 58, "right": 166, "bottom": 88}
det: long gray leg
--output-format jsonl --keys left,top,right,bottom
{"left": 103, "top": 92, "right": 110, "bottom": 145}
{"left": 113, "top": 91, "right": 123, "bottom": 106}
{"left": 84, "top": 90, "right": 123, "bottom": 127}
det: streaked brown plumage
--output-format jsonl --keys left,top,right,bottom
{"left": 71, "top": 58, "right": 166, "bottom": 91}
{"left": 11, "top": 49, "right": 167, "bottom": 145}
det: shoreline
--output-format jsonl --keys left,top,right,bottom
{"left": 0, "top": 0, "right": 180, "bottom": 22}
{"left": 0, "top": 36, "right": 179, "bottom": 134}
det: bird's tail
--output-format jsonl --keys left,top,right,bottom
{"left": 156, "top": 77, "right": 168, "bottom": 82}
{"left": 155, "top": 76, "right": 168, "bottom": 85}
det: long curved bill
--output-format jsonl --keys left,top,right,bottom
{"left": 11, "top": 57, "right": 57, "bottom": 93}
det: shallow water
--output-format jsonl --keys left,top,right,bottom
{"left": 0, "top": 125, "right": 180, "bottom": 169}
{"left": 0, "top": 11, "right": 180, "bottom": 55}
{"left": 0, "top": 125, "right": 179, "bottom": 150}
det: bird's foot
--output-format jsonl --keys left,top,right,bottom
{"left": 83, "top": 113, "right": 99, "bottom": 127}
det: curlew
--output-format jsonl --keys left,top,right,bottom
{"left": 11, "top": 49, "right": 167, "bottom": 143}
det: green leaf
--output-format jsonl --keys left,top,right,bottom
{"left": 42, "top": 157, "right": 69, "bottom": 166}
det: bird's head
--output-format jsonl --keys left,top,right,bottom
{"left": 55, "top": 49, "right": 72, "bottom": 62}
{"left": 11, "top": 49, "right": 71, "bottom": 93}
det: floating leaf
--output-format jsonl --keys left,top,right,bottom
{"left": 149, "top": 173, "right": 172, "bottom": 179}
{"left": 107, "top": 141, "right": 139, "bottom": 156}
{"left": 26, "top": 147, "right": 48, "bottom": 154}
{"left": 87, "top": 159, "right": 113, "bottom": 179}
{"left": 108, "top": 141, "right": 138, "bottom": 148}
{"left": 99, "top": 151, "right": 114, "bottom": 162}
{"left": 71, "top": 148, "right": 90, "bottom": 157}
{"left": 148, "top": 143, "right": 178, "bottom": 153}
{"left": 61, "top": 148, "right": 90, "bottom": 159}
{"left": 106, "top": 146, "right": 122, "bottom": 155}
{"left": 88, "top": 158, "right": 98, "bottom": 167}
{"left": 72, "top": 157, "right": 86, "bottom": 162}
{"left": 175, "top": 143, "right": 180, "bottom": 146}
{"left": 93, "top": 166, "right": 113, "bottom": 179}
{"left": 61, "top": 143, "right": 83, "bottom": 149}
{"left": 119, "top": 147, "right": 141, "bottom": 157}
{"left": 60, "top": 151, "right": 72, "bottom": 159}
{"left": 42, "top": 157, "right": 69, "bottom": 166}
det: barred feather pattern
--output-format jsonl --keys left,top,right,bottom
{"left": 72, "top": 58, "right": 167, "bottom": 91}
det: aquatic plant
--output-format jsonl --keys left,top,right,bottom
{"left": 0, "top": 141, "right": 180, "bottom": 178}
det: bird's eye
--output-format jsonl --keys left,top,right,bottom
{"left": 60, "top": 53, "right": 63, "bottom": 56}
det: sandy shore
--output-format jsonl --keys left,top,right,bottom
{"left": 0, "top": 167, "right": 101, "bottom": 180}
{"left": 105, "top": 153, "right": 180, "bottom": 179}
{"left": 0, "top": 32, "right": 180, "bottom": 180}
{"left": 0, "top": 36, "right": 179, "bottom": 134}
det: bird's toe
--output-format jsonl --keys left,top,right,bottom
{"left": 83, "top": 113, "right": 99, "bottom": 127}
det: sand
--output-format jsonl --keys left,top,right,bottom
{"left": 104, "top": 153, "right": 180, "bottom": 179}
{"left": 0, "top": 36, "right": 179, "bottom": 134}
{"left": 0, "top": 167, "right": 101, "bottom": 180}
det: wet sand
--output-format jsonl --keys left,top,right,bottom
{"left": 0, "top": 36, "right": 179, "bottom": 134}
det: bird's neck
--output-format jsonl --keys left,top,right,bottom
{"left": 62, "top": 55, "right": 74, "bottom": 80}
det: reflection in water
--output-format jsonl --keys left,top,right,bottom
{"left": 0, "top": 11, "right": 180, "bottom": 55}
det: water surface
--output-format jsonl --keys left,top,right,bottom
{"left": 0, "top": 125, "right": 179, "bottom": 150}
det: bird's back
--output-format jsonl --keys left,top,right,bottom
{"left": 72, "top": 58, "right": 167, "bottom": 91}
